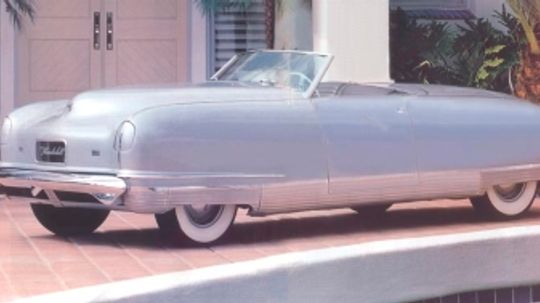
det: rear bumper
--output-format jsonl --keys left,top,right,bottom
{"left": 0, "top": 168, "right": 127, "bottom": 207}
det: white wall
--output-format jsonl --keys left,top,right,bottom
{"left": 274, "top": 0, "right": 313, "bottom": 51}
{"left": 1, "top": 9, "right": 2, "bottom": 113}
{"left": 313, "top": 0, "right": 391, "bottom": 83}
{"left": 15, "top": 226, "right": 540, "bottom": 303}
{"left": 0, "top": 7, "right": 15, "bottom": 118}
{"left": 189, "top": 0, "right": 209, "bottom": 83}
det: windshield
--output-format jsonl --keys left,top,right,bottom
{"left": 213, "top": 51, "right": 333, "bottom": 97}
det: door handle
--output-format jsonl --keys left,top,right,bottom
{"left": 106, "top": 12, "right": 113, "bottom": 50}
{"left": 93, "top": 12, "right": 100, "bottom": 50}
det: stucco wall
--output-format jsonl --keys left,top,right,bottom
{"left": 1, "top": 9, "right": 3, "bottom": 112}
{"left": 312, "top": 0, "right": 391, "bottom": 83}
{"left": 14, "top": 226, "right": 540, "bottom": 303}
{"left": 190, "top": 1, "right": 209, "bottom": 82}
{"left": 0, "top": 7, "right": 15, "bottom": 118}
{"left": 274, "top": 0, "right": 313, "bottom": 51}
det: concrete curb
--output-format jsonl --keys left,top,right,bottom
{"left": 13, "top": 226, "right": 540, "bottom": 303}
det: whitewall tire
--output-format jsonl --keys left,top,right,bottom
{"left": 155, "top": 204, "right": 237, "bottom": 244}
{"left": 471, "top": 181, "right": 537, "bottom": 218}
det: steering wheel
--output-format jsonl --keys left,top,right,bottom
{"left": 288, "top": 72, "right": 313, "bottom": 91}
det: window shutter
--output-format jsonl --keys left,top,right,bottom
{"left": 211, "top": 0, "right": 268, "bottom": 72}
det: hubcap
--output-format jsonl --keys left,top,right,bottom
{"left": 184, "top": 205, "right": 224, "bottom": 228}
{"left": 494, "top": 183, "right": 526, "bottom": 202}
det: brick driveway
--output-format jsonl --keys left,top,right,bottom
{"left": 2, "top": 198, "right": 540, "bottom": 302}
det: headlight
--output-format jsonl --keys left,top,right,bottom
{"left": 114, "top": 121, "right": 136, "bottom": 151}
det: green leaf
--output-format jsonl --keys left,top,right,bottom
{"left": 485, "top": 44, "right": 506, "bottom": 55}
{"left": 3, "top": 0, "right": 34, "bottom": 30}
{"left": 194, "top": 0, "right": 254, "bottom": 15}
{"left": 483, "top": 58, "right": 505, "bottom": 68}
{"left": 476, "top": 69, "right": 490, "bottom": 81}
{"left": 476, "top": 58, "right": 505, "bottom": 82}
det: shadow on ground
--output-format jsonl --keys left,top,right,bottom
{"left": 33, "top": 204, "right": 540, "bottom": 249}
{"left": 224, "top": 206, "right": 540, "bottom": 245}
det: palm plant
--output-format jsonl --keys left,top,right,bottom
{"left": 3, "top": 0, "right": 34, "bottom": 29}
{"left": 506, "top": 0, "right": 540, "bottom": 102}
{"left": 194, "top": 0, "right": 311, "bottom": 49}
{"left": 194, "top": 0, "right": 310, "bottom": 15}
{"left": 193, "top": 0, "right": 255, "bottom": 15}
{"left": 194, "top": 0, "right": 274, "bottom": 47}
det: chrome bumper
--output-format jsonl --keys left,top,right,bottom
{"left": 0, "top": 168, "right": 261, "bottom": 214}
{"left": 0, "top": 168, "right": 127, "bottom": 207}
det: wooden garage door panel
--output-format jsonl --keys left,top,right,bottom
{"left": 27, "top": 19, "right": 91, "bottom": 39}
{"left": 116, "top": 19, "right": 178, "bottom": 40}
{"left": 33, "top": 0, "right": 91, "bottom": 18}
{"left": 17, "top": 0, "right": 188, "bottom": 105}
{"left": 16, "top": 0, "right": 100, "bottom": 105}
{"left": 106, "top": 0, "right": 188, "bottom": 87}
{"left": 30, "top": 40, "right": 91, "bottom": 92}
{"left": 117, "top": 0, "right": 177, "bottom": 19}
{"left": 116, "top": 40, "right": 177, "bottom": 85}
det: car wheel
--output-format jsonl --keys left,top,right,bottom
{"left": 155, "top": 204, "right": 237, "bottom": 244}
{"left": 31, "top": 204, "right": 110, "bottom": 236}
{"left": 470, "top": 181, "right": 537, "bottom": 218}
{"left": 351, "top": 203, "right": 392, "bottom": 218}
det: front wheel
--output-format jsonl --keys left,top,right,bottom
{"left": 470, "top": 181, "right": 537, "bottom": 218}
{"left": 31, "top": 204, "right": 110, "bottom": 236}
{"left": 155, "top": 204, "right": 237, "bottom": 244}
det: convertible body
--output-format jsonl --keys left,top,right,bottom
{"left": 2, "top": 50, "right": 540, "bottom": 242}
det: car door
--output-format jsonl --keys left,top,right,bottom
{"left": 314, "top": 94, "right": 419, "bottom": 204}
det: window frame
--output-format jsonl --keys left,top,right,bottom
{"left": 390, "top": 0, "right": 470, "bottom": 10}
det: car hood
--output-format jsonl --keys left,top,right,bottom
{"left": 7, "top": 81, "right": 299, "bottom": 136}
{"left": 2, "top": 82, "right": 299, "bottom": 172}
{"left": 68, "top": 82, "right": 300, "bottom": 118}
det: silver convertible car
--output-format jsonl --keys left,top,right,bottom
{"left": 1, "top": 50, "right": 540, "bottom": 243}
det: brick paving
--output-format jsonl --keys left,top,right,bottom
{"left": 2, "top": 198, "right": 540, "bottom": 302}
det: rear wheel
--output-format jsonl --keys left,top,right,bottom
{"left": 351, "top": 203, "right": 392, "bottom": 218}
{"left": 31, "top": 204, "right": 109, "bottom": 236}
{"left": 470, "top": 181, "right": 537, "bottom": 218}
{"left": 155, "top": 204, "right": 237, "bottom": 244}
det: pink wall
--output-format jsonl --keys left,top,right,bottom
{"left": 0, "top": 7, "right": 16, "bottom": 118}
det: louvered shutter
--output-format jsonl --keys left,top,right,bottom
{"left": 210, "top": 0, "right": 268, "bottom": 72}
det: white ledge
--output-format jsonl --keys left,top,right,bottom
{"left": 13, "top": 225, "right": 540, "bottom": 303}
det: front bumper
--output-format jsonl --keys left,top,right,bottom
{"left": 0, "top": 168, "right": 261, "bottom": 214}
{"left": 0, "top": 168, "right": 127, "bottom": 208}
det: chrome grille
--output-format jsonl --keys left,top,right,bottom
{"left": 36, "top": 141, "right": 65, "bottom": 163}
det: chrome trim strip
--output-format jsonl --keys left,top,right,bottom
{"left": 122, "top": 185, "right": 261, "bottom": 214}
{"left": 482, "top": 164, "right": 540, "bottom": 189}
{"left": 2, "top": 164, "right": 540, "bottom": 216}
{"left": 118, "top": 170, "right": 286, "bottom": 180}
{"left": 304, "top": 54, "right": 334, "bottom": 98}
{"left": 258, "top": 164, "right": 540, "bottom": 215}
{"left": 210, "top": 53, "right": 238, "bottom": 80}
{"left": 3, "top": 196, "right": 128, "bottom": 211}
{"left": 0, "top": 163, "right": 118, "bottom": 175}
{"left": 0, "top": 169, "right": 126, "bottom": 206}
